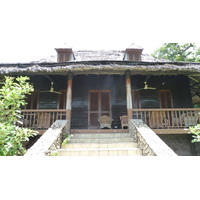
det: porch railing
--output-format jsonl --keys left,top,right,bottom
{"left": 20, "top": 108, "right": 200, "bottom": 131}
{"left": 130, "top": 108, "right": 200, "bottom": 129}
{"left": 20, "top": 109, "right": 67, "bottom": 130}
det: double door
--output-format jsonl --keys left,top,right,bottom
{"left": 88, "top": 90, "right": 111, "bottom": 129}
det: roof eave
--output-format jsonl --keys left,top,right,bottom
{"left": 1, "top": 60, "right": 200, "bottom": 76}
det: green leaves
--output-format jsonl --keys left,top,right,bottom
{"left": 189, "top": 124, "right": 200, "bottom": 143}
{"left": 62, "top": 133, "right": 73, "bottom": 145}
{"left": 152, "top": 43, "right": 200, "bottom": 62}
{"left": 0, "top": 76, "right": 36, "bottom": 156}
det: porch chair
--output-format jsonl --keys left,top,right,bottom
{"left": 150, "top": 111, "right": 168, "bottom": 128}
{"left": 98, "top": 115, "right": 113, "bottom": 129}
{"left": 173, "top": 113, "right": 186, "bottom": 127}
{"left": 120, "top": 115, "right": 128, "bottom": 129}
{"left": 184, "top": 112, "right": 199, "bottom": 127}
{"left": 174, "top": 112, "right": 199, "bottom": 127}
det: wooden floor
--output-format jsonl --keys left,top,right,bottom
{"left": 153, "top": 128, "right": 190, "bottom": 134}
{"left": 36, "top": 128, "right": 189, "bottom": 135}
{"left": 70, "top": 129, "right": 129, "bottom": 133}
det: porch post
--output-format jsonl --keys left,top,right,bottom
{"left": 125, "top": 71, "right": 133, "bottom": 119}
{"left": 66, "top": 72, "right": 73, "bottom": 121}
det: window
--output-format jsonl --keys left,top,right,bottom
{"left": 59, "top": 53, "right": 71, "bottom": 62}
{"left": 24, "top": 90, "right": 67, "bottom": 109}
{"left": 128, "top": 53, "right": 135, "bottom": 61}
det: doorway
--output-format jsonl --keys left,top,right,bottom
{"left": 88, "top": 90, "right": 111, "bottom": 129}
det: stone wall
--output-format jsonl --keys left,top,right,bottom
{"left": 129, "top": 119, "right": 177, "bottom": 156}
{"left": 24, "top": 120, "right": 69, "bottom": 156}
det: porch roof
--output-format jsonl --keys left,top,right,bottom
{"left": 0, "top": 60, "right": 200, "bottom": 76}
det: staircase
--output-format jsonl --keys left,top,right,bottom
{"left": 57, "top": 131, "right": 142, "bottom": 156}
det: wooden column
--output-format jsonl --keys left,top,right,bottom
{"left": 66, "top": 72, "right": 73, "bottom": 120}
{"left": 125, "top": 71, "right": 133, "bottom": 119}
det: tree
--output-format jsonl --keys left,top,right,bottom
{"left": 0, "top": 76, "right": 37, "bottom": 156}
{"left": 152, "top": 43, "right": 200, "bottom": 62}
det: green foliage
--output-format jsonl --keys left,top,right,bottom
{"left": 62, "top": 133, "right": 73, "bottom": 145}
{"left": 0, "top": 76, "right": 37, "bottom": 156}
{"left": 50, "top": 151, "right": 58, "bottom": 156}
{"left": 189, "top": 124, "right": 200, "bottom": 143}
{"left": 193, "top": 104, "right": 200, "bottom": 108}
{"left": 152, "top": 43, "right": 200, "bottom": 62}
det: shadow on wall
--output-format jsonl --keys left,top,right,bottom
{"left": 158, "top": 134, "right": 200, "bottom": 156}
{"left": 25, "top": 135, "right": 41, "bottom": 149}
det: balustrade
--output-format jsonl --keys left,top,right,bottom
{"left": 20, "top": 109, "right": 67, "bottom": 130}
{"left": 130, "top": 108, "right": 200, "bottom": 129}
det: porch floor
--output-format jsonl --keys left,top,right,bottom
{"left": 70, "top": 129, "right": 129, "bottom": 133}
{"left": 36, "top": 128, "right": 189, "bottom": 136}
{"left": 153, "top": 128, "right": 190, "bottom": 134}
{"left": 70, "top": 128, "right": 189, "bottom": 134}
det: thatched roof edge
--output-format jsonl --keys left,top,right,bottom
{"left": 0, "top": 61, "right": 200, "bottom": 75}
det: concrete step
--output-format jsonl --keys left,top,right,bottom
{"left": 68, "top": 133, "right": 134, "bottom": 143}
{"left": 57, "top": 132, "right": 142, "bottom": 156}
{"left": 68, "top": 137, "right": 134, "bottom": 143}
{"left": 71, "top": 133, "right": 131, "bottom": 139}
{"left": 62, "top": 142, "right": 138, "bottom": 149}
{"left": 57, "top": 148, "right": 142, "bottom": 156}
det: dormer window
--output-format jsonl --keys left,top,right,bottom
{"left": 55, "top": 48, "right": 75, "bottom": 62}
{"left": 123, "top": 43, "right": 143, "bottom": 61}
{"left": 59, "top": 53, "right": 71, "bottom": 62}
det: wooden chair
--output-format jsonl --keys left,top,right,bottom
{"left": 184, "top": 112, "right": 199, "bottom": 127}
{"left": 98, "top": 115, "right": 113, "bottom": 129}
{"left": 173, "top": 113, "right": 186, "bottom": 127}
{"left": 150, "top": 111, "right": 168, "bottom": 128}
{"left": 174, "top": 112, "right": 199, "bottom": 127}
{"left": 120, "top": 115, "right": 128, "bottom": 129}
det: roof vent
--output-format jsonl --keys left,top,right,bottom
{"left": 55, "top": 47, "right": 75, "bottom": 62}
{"left": 123, "top": 43, "right": 143, "bottom": 61}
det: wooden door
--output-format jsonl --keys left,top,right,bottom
{"left": 159, "top": 90, "right": 173, "bottom": 108}
{"left": 159, "top": 90, "right": 173, "bottom": 126}
{"left": 88, "top": 90, "right": 111, "bottom": 129}
{"left": 132, "top": 90, "right": 141, "bottom": 108}
{"left": 57, "top": 90, "right": 67, "bottom": 109}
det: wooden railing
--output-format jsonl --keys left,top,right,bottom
{"left": 130, "top": 108, "right": 200, "bottom": 129}
{"left": 20, "top": 109, "right": 67, "bottom": 130}
{"left": 20, "top": 108, "right": 200, "bottom": 132}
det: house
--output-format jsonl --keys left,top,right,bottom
{"left": 1, "top": 43, "right": 200, "bottom": 155}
